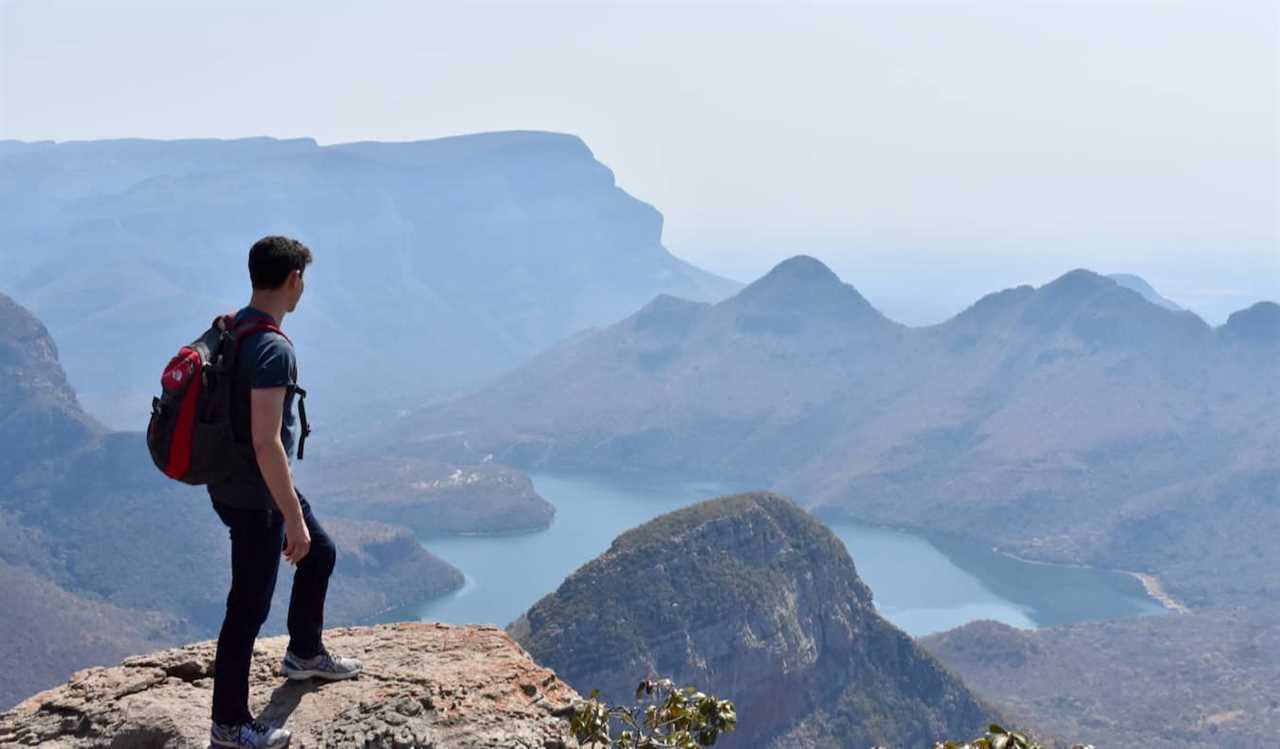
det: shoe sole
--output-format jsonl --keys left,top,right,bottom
{"left": 281, "top": 667, "right": 362, "bottom": 681}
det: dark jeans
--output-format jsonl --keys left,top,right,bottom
{"left": 210, "top": 492, "right": 336, "bottom": 725}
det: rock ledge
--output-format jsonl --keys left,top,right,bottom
{"left": 0, "top": 622, "right": 582, "bottom": 748}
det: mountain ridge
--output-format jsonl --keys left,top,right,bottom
{"left": 0, "top": 133, "right": 742, "bottom": 430}
{"left": 387, "top": 254, "right": 1279, "bottom": 610}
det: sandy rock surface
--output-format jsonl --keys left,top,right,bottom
{"left": 0, "top": 622, "right": 582, "bottom": 748}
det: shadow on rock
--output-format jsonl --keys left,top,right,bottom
{"left": 260, "top": 677, "right": 336, "bottom": 726}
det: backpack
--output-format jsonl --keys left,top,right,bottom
{"left": 146, "top": 313, "right": 310, "bottom": 485}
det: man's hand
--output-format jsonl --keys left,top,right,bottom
{"left": 284, "top": 517, "right": 311, "bottom": 565}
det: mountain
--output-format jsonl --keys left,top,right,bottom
{"left": 924, "top": 607, "right": 1280, "bottom": 749}
{"left": 0, "top": 294, "right": 468, "bottom": 707}
{"left": 720, "top": 254, "right": 894, "bottom": 333}
{"left": 0, "top": 293, "right": 102, "bottom": 484}
{"left": 0, "top": 133, "right": 740, "bottom": 430}
{"left": 1107, "top": 273, "right": 1182, "bottom": 311}
{"left": 510, "top": 492, "right": 994, "bottom": 748}
{"left": 387, "top": 257, "right": 1279, "bottom": 608}
{"left": 1222, "top": 301, "right": 1280, "bottom": 344}
{"left": 0, "top": 623, "right": 584, "bottom": 748}
{"left": 385, "top": 254, "right": 907, "bottom": 475}
{"left": 0, "top": 561, "right": 183, "bottom": 711}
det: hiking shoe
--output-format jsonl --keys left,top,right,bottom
{"left": 281, "top": 647, "right": 363, "bottom": 681}
{"left": 210, "top": 720, "right": 291, "bottom": 748}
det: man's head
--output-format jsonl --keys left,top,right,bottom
{"left": 249, "top": 235, "right": 312, "bottom": 312}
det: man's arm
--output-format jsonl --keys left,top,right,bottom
{"left": 250, "top": 386, "right": 310, "bottom": 564}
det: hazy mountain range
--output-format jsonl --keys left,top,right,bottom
{"left": 385, "top": 255, "right": 1279, "bottom": 608}
{"left": 4, "top": 131, "right": 1277, "bottom": 743}
{"left": 0, "top": 134, "right": 739, "bottom": 430}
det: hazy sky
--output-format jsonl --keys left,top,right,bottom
{"left": 2, "top": 0, "right": 1276, "bottom": 323}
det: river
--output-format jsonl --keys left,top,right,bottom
{"left": 418, "top": 471, "right": 1164, "bottom": 637}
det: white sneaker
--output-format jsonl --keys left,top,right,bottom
{"left": 210, "top": 720, "right": 291, "bottom": 748}
{"left": 280, "top": 647, "right": 363, "bottom": 681}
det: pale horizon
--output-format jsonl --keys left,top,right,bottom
{"left": 3, "top": 0, "right": 1275, "bottom": 324}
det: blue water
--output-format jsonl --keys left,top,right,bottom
{"left": 418, "top": 472, "right": 1164, "bottom": 636}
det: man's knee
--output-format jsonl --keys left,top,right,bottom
{"left": 310, "top": 534, "right": 336, "bottom": 575}
{"left": 322, "top": 537, "right": 337, "bottom": 574}
{"left": 224, "top": 595, "right": 273, "bottom": 631}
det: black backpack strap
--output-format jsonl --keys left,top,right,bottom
{"left": 293, "top": 386, "right": 310, "bottom": 461}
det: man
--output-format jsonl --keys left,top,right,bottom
{"left": 208, "top": 236, "right": 362, "bottom": 749}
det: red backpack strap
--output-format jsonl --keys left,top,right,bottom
{"left": 231, "top": 318, "right": 291, "bottom": 345}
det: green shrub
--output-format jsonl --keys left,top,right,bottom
{"left": 570, "top": 678, "right": 737, "bottom": 748}
{"left": 571, "top": 684, "right": 1086, "bottom": 749}
{"left": 915, "top": 723, "right": 1093, "bottom": 749}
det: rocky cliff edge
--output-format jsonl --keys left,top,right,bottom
{"left": 0, "top": 622, "right": 583, "bottom": 748}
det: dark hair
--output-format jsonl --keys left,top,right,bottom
{"left": 248, "top": 235, "right": 313, "bottom": 290}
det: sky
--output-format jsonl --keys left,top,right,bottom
{"left": 1, "top": 0, "right": 1276, "bottom": 324}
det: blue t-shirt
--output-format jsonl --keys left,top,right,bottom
{"left": 207, "top": 306, "right": 298, "bottom": 510}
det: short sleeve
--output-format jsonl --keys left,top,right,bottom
{"left": 248, "top": 334, "right": 296, "bottom": 390}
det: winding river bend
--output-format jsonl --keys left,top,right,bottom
{"left": 418, "top": 472, "right": 1164, "bottom": 637}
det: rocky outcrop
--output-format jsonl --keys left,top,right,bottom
{"left": 511, "top": 492, "right": 994, "bottom": 748}
{"left": 0, "top": 622, "right": 583, "bottom": 748}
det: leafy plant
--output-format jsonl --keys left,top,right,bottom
{"left": 571, "top": 684, "right": 1085, "bottom": 749}
{"left": 923, "top": 723, "right": 1094, "bottom": 749}
{"left": 570, "top": 678, "right": 737, "bottom": 748}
